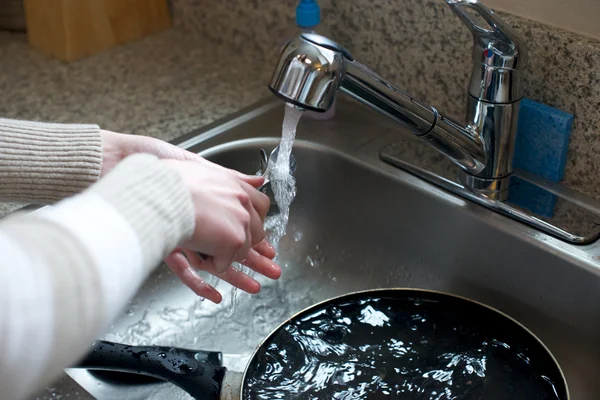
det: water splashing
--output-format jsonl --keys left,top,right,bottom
{"left": 226, "top": 103, "right": 303, "bottom": 314}
{"left": 265, "top": 103, "right": 303, "bottom": 254}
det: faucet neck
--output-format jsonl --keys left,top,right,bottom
{"left": 268, "top": 1, "right": 527, "bottom": 201}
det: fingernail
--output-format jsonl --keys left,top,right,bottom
{"left": 217, "top": 265, "right": 233, "bottom": 276}
{"left": 215, "top": 260, "right": 229, "bottom": 274}
{"left": 202, "top": 283, "right": 222, "bottom": 304}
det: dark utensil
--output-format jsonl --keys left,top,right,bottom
{"left": 77, "top": 341, "right": 226, "bottom": 398}
{"left": 258, "top": 145, "right": 297, "bottom": 217}
{"left": 75, "top": 289, "right": 569, "bottom": 399}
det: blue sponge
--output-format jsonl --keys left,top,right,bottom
{"left": 513, "top": 98, "right": 574, "bottom": 181}
{"left": 508, "top": 98, "right": 574, "bottom": 217}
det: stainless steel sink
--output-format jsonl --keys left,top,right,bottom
{"left": 64, "top": 97, "right": 600, "bottom": 399}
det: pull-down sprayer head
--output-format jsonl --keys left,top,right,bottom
{"left": 268, "top": 33, "right": 352, "bottom": 113}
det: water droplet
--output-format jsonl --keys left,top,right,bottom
{"left": 328, "top": 272, "right": 337, "bottom": 284}
{"left": 330, "top": 306, "right": 342, "bottom": 318}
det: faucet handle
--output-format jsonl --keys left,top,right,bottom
{"left": 446, "top": 0, "right": 526, "bottom": 69}
{"left": 446, "top": 0, "right": 527, "bottom": 102}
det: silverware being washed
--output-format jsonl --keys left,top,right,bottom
{"left": 258, "top": 144, "right": 297, "bottom": 216}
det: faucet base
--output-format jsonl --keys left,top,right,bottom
{"left": 457, "top": 172, "right": 510, "bottom": 202}
{"left": 379, "top": 144, "right": 600, "bottom": 245}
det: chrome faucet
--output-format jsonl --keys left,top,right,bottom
{"left": 268, "top": 0, "right": 526, "bottom": 201}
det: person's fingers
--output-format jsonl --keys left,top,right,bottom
{"left": 234, "top": 188, "right": 254, "bottom": 261}
{"left": 241, "top": 181, "right": 270, "bottom": 222}
{"left": 238, "top": 182, "right": 269, "bottom": 248}
{"left": 253, "top": 239, "right": 276, "bottom": 259}
{"left": 245, "top": 205, "right": 266, "bottom": 248}
{"left": 205, "top": 220, "right": 248, "bottom": 273}
{"left": 226, "top": 208, "right": 252, "bottom": 268}
{"left": 184, "top": 250, "right": 261, "bottom": 294}
{"left": 241, "top": 248, "right": 282, "bottom": 280}
{"left": 189, "top": 190, "right": 251, "bottom": 272}
{"left": 206, "top": 161, "right": 264, "bottom": 187}
{"left": 235, "top": 173, "right": 265, "bottom": 188}
{"left": 164, "top": 251, "right": 222, "bottom": 303}
{"left": 212, "top": 253, "right": 236, "bottom": 274}
{"left": 215, "top": 265, "right": 261, "bottom": 294}
{"left": 128, "top": 136, "right": 265, "bottom": 188}
{"left": 182, "top": 210, "right": 250, "bottom": 263}
{"left": 190, "top": 154, "right": 265, "bottom": 188}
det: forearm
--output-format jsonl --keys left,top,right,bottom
{"left": 0, "top": 154, "right": 194, "bottom": 399}
{"left": 0, "top": 195, "right": 144, "bottom": 400}
{"left": 0, "top": 118, "right": 102, "bottom": 203}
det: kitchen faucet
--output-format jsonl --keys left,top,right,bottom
{"left": 268, "top": 0, "right": 525, "bottom": 202}
{"left": 266, "top": 0, "right": 600, "bottom": 244}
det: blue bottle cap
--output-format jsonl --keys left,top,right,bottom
{"left": 296, "top": 0, "right": 320, "bottom": 28}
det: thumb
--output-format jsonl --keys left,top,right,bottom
{"left": 213, "top": 253, "right": 235, "bottom": 274}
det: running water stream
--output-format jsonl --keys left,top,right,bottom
{"left": 264, "top": 103, "right": 303, "bottom": 252}
{"left": 225, "top": 103, "right": 303, "bottom": 314}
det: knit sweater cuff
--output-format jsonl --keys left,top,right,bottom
{"left": 88, "top": 153, "right": 195, "bottom": 267}
{"left": 0, "top": 118, "right": 102, "bottom": 203}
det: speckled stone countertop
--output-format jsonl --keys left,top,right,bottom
{"left": 0, "top": 28, "right": 273, "bottom": 220}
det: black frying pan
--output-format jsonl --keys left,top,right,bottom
{"left": 75, "top": 289, "right": 569, "bottom": 399}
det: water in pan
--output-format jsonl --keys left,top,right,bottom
{"left": 244, "top": 293, "right": 565, "bottom": 399}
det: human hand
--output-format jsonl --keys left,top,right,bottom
{"left": 99, "top": 129, "right": 246, "bottom": 178}
{"left": 165, "top": 239, "right": 281, "bottom": 304}
{"left": 161, "top": 158, "right": 281, "bottom": 303}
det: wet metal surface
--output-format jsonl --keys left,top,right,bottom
{"left": 67, "top": 97, "right": 600, "bottom": 399}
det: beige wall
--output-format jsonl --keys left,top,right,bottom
{"left": 483, "top": 0, "right": 600, "bottom": 40}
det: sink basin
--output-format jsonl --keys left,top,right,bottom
{"left": 67, "top": 97, "right": 600, "bottom": 399}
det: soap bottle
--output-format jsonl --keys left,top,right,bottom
{"left": 288, "top": 0, "right": 337, "bottom": 120}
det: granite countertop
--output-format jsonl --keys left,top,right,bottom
{"left": 0, "top": 27, "right": 273, "bottom": 399}
{"left": 0, "top": 27, "right": 273, "bottom": 220}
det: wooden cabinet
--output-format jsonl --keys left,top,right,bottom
{"left": 24, "top": 0, "right": 172, "bottom": 62}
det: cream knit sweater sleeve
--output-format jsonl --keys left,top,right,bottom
{"left": 0, "top": 117, "right": 103, "bottom": 203}
{"left": 0, "top": 119, "right": 195, "bottom": 400}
